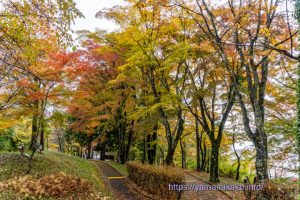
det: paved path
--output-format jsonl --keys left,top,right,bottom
{"left": 182, "top": 172, "right": 232, "bottom": 200}
{"left": 95, "top": 160, "right": 231, "bottom": 200}
{"left": 94, "top": 161, "right": 145, "bottom": 200}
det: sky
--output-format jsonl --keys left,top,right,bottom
{"left": 72, "top": 0, "right": 127, "bottom": 33}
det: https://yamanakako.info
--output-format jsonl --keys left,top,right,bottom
{"left": 169, "top": 183, "right": 264, "bottom": 191}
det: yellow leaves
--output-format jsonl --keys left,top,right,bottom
{"left": 116, "top": 73, "right": 128, "bottom": 81}
{"left": 220, "top": 133, "right": 231, "bottom": 149}
{"left": 118, "top": 63, "right": 131, "bottom": 72}
{"left": 0, "top": 119, "right": 16, "bottom": 130}
{"left": 260, "top": 27, "right": 271, "bottom": 37}
{"left": 0, "top": 113, "right": 21, "bottom": 130}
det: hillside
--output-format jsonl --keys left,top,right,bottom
{"left": 0, "top": 151, "right": 113, "bottom": 200}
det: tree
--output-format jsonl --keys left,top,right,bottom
{"left": 67, "top": 35, "right": 137, "bottom": 162}
{"left": 99, "top": 0, "right": 191, "bottom": 165}
{"left": 177, "top": 0, "right": 296, "bottom": 187}
{"left": 181, "top": 47, "right": 236, "bottom": 182}
{"left": 19, "top": 52, "right": 75, "bottom": 151}
{"left": 0, "top": 0, "right": 82, "bottom": 156}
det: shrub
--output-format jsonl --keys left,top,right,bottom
{"left": 219, "top": 162, "right": 237, "bottom": 179}
{"left": 126, "top": 161, "right": 184, "bottom": 199}
{"left": 243, "top": 178, "right": 299, "bottom": 200}
{"left": 260, "top": 182, "right": 299, "bottom": 200}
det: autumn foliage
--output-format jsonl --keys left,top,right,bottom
{"left": 0, "top": 172, "right": 93, "bottom": 199}
{"left": 0, "top": 0, "right": 299, "bottom": 199}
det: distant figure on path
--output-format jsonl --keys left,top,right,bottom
{"left": 17, "top": 144, "right": 25, "bottom": 156}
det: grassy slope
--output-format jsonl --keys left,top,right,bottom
{"left": 0, "top": 151, "right": 113, "bottom": 200}
{"left": 104, "top": 160, "right": 128, "bottom": 176}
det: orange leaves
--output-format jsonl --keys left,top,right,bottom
{"left": 36, "top": 52, "right": 73, "bottom": 80}
{"left": 0, "top": 172, "right": 93, "bottom": 198}
{"left": 65, "top": 39, "right": 131, "bottom": 135}
{"left": 17, "top": 78, "right": 34, "bottom": 89}
{"left": 16, "top": 78, "right": 42, "bottom": 101}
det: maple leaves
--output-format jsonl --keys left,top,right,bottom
{"left": 0, "top": 0, "right": 83, "bottom": 154}
{"left": 67, "top": 37, "right": 123, "bottom": 134}
{"left": 0, "top": 0, "right": 81, "bottom": 114}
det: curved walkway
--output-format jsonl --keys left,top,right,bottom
{"left": 95, "top": 160, "right": 232, "bottom": 200}
{"left": 182, "top": 172, "right": 232, "bottom": 200}
{"left": 94, "top": 161, "right": 144, "bottom": 200}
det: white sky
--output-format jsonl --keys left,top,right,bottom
{"left": 72, "top": 0, "right": 127, "bottom": 33}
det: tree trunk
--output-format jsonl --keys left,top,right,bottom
{"left": 118, "top": 124, "right": 126, "bottom": 164}
{"left": 254, "top": 137, "right": 269, "bottom": 183}
{"left": 159, "top": 146, "right": 164, "bottom": 165}
{"left": 46, "top": 136, "right": 49, "bottom": 150}
{"left": 100, "top": 143, "right": 106, "bottom": 160}
{"left": 206, "top": 156, "right": 210, "bottom": 173}
{"left": 254, "top": 138, "right": 269, "bottom": 200}
{"left": 142, "top": 132, "right": 146, "bottom": 164}
{"left": 29, "top": 115, "right": 38, "bottom": 150}
{"left": 118, "top": 126, "right": 123, "bottom": 163}
{"left": 232, "top": 133, "right": 241, "bottom": 181}
{"left": 40, "top": 118, "right": 45, "bottom": 151}
{"left": 180, "top": 139, "right": 186, "bottom": 169}
{"left": 29, "top": 78, "right": 40, "bottom": 150}
{"left": 236, "top": 158, "right": 241, "bottom": 181}
{"left": 200, "top": 139, "right": 207, "bottom": 171}
{"left": 147, "top": 126, "right": 157, "bottom": 164}
{"left": 209, "top": 142, "right": 220, "bottom": 182}
{"left": 162, "top": 115, "right": 175, "bottom": 166}
{"left": 125, "top": 128, "right": 133, "bottom": 162}
{"left": 165, "top": 146, "right": 175, "bottom": 166}
{"left": 147, "top": 134, "right": 155, "bottom": 164}
{"left": 87, "top": 141, "right": 92, "bottom": 159}
{"left": 164, "top": 108, "right": 184, "bottom": 165}
{"left": 196, "top": 118, "right": 201, "bottom": 171}
{"left": 57, "top": 131, "right": 64, "bottom": 152}
{"left": 86, "top": 136, "right": 93, "bottom": 159}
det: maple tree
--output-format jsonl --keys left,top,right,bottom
{"left": 66, "top": 32, "right": 137, "bottom": 162}
{"left": 98, "top": 0, "right": 191, "bottom": 166}
{"left": 0, "top": 0, "right": 82, "bottom": 157}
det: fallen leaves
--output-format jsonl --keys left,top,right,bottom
{"left": 0, "top": 172, "right": 95, "bottom": 199}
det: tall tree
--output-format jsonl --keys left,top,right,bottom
{"left": 177, "top": 0, "right": 296, "bottom": 187}
{"left": 67, "top": 36, "right": 137, "bottom": 163}
{"left": 182, "top": 54, "right": 236, "bottom": 182}
{"left": 0, "top": 0, "right": 82, "bottom": 152}
{"left": 99, "top": 0, "right": 189, "bottom": 165}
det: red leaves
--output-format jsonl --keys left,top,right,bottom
{"left": 17, "top": 78, "right": 33, "bottom": 88}
{"left": 66, "top": 40, "right": 125, "bottom": 134}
